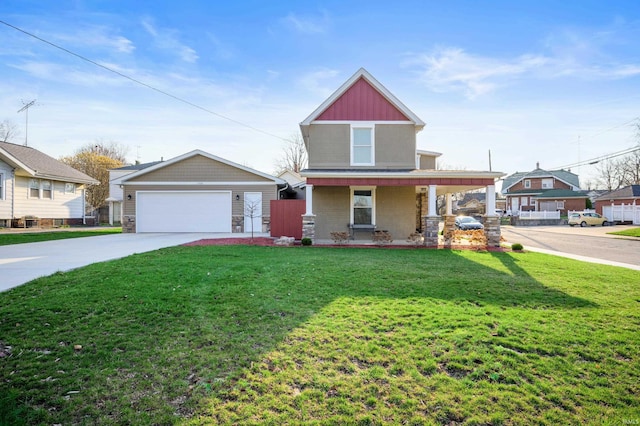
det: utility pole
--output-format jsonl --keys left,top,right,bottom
{"left": 17, "top": 99, "right": 37, "bottom": 146}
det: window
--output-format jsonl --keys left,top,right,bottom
{"left": 524, "top": 179, "right": 531, "bottom": 188}
{"left": 556, "top": 201, "right": 565, "bottom": 210}
{"left": 65, "top": 183, "right": 76, "bottom": 194}
{"left": 541, "top": 178, "right": 553, "bottom": 189}
{"left": 521, "top": 196, "right": 528, "bottom": 207}
{"left": 351, "top": 188, "right": 375, "bottom": 225}
{"left": 29, "top": 179, "right": 40, "bottom": 198}
{"left": 42, "top": 180, "right": 52, "bottom": 199}
{"left": 351, "top": 125, "right": 374, "bottom": 166}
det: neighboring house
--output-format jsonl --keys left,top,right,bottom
{"left": 502, "top": 163, "right": 588, "bottom": 215}
{"left": 298, "top": 68, "right": 504, "bottom": 246}
{"left": 0, "top": 141, "right": 99, "bottom": 228}
{"left": 277, "top": 169, "right": 306, "bottom": 199}
{"left": 113, "top": 149, "right": 285, "bottom": 233}
{"left": 595, "top": 185, "right": 640, "bottom": 224}
{"left": 106, "top": 161, "right": 162, "bottom": 225}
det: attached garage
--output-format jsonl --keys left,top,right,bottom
{"left": 136, "top": 191, "right": 232, "bottom": 233}
{"left": 115, "top": 149, "right": 285, "bottom": 233}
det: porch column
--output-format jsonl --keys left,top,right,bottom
{"left": 302, "top": 184, "right": 316, "bottom": 242}
{"left": 486, "top": 184, "right": 496, "bottom": 215}
{"left": 442, "top": 193, "right": 455, "bottom": 245}
{"left": 423, "top": 185, "right": 440, "bottom": 247}
{"left": 483, "top": 184, "right": 501, "bottom": 247}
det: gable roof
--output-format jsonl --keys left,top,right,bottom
{"left": 0, "top": 141, "right": 99, "bottom": 185}
{"left": 115, "top": 149, "right": 285, "bottom": 185}
{"left": 300, "top": 68, "right": 425, "bottom": 130}
{"left": 113, "top": 161, "right": 163, "bottom": 171}
{"left": 596, "top": 185, "right": 640, "bottom": 200}
{"left": 502, "top": 167, "right": 580, "bottom": 192}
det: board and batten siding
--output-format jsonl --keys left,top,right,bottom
{"left": 126, "top": 156, "right": 273, "bottom": 183}
{"left": 0, "top": 161, "right": 13, "bottom": 219}
{"left": 12, "top": 176, "right": 84, "bottom": 219}
{"left": 122, "top": 184, "right": 277, "bottom": 217}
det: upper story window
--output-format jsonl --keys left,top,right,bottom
{"left": 29, "top": 178, "right": 40, "bottom": 198}
{"left": 523, "top": 179, "right": 531, "bottom": 189}
{"left": 541, "top": 178, "right": 553, "bottom": 189}
{"left": 65, "top": 183, "right": 76, "bottom": 194}
{"left": 351, "top": 124, "right": 375, "bottom": 166}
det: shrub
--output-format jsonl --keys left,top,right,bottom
{"left": 301, "top": 237, "right": 312, "bottom": 246}
{"left": 511, "top": 243, "right": 524, "bottom": 251}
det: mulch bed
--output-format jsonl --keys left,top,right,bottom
{"left": 183, "top": 238, "right": 510, "bottom": 251}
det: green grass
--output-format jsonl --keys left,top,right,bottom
{"left": 608, "top": 227, "right": 640, "bottom": 238}
{"left": 0, "top": 227, "right": 121, "bottom": 245}
{"left": 0, "top": 246, "right": 639, "bottom": 425}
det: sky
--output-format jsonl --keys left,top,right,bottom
{"left": 1, "top": 0, "right": 639, "bottom": 189}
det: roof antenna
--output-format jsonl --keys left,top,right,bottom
{"left": 17, "top": 99, "right": 37, "bottom": 146}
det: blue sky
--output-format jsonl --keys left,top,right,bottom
{"left": 1, "top": 0, "right": 639, "bottom": 188}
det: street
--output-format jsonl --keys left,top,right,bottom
{"left": 500, "top": 224, "right": 640, "bottom": 267}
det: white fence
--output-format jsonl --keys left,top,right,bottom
{"left": 518, "top": 210, "right": 561, "bottom": 220}
{"left": 602, "top": 204, "right": 640, "bottom": 225}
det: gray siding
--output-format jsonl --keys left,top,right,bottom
{"left": 307, "top": 123, "right": 416, "bottom": 170}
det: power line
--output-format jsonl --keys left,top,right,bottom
{"left": 552, "top": 145, "right": 640, "bottom": 170}
{"left": 0, "top": 19, "right": 290, "bottom": 143}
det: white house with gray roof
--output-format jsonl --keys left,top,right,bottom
{"left": 0, "top": 141, "right": 99, "bottom": 228}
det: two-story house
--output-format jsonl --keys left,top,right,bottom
{"left": 298, "top": 68, "right": 504, "bottom": 246}
{"left": 502, "top": 163, "right": 589, "bottom": 215}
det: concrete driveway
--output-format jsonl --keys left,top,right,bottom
{"left": 0, "top": 232, "right": 266, "bottom": 292}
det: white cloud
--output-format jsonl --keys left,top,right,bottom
{"left": 141, "top": 17, "right": 199, "bottom": 63}
{"left": 296, "top": 68, "right": 341, "bottom": 97}
{"left": 282, "top": 11, "right": 330, "bottom": 35}
{"left": 52, "top": 25, "right": 135, "bottom": 54}
{"left": 405, "top": 47, "right": 550, "bottom": 99}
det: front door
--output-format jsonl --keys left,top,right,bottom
{"left": 244, "top": 192, "right": 262, "bottom": 233}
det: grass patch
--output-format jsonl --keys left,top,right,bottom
{"left": 0, "top": 246, "right": 639, "bottom": 424}
{"left": 608, "top": 227, "right": 640, "bottom": 238}
{"left": 0, "top": 227, "right": 121, "bottom": 246}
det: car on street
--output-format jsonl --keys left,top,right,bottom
{"left": 455, "top": 216, "right": 484, "bottom": 230}
{"left": 568, "top": 212, "right": 609, "bottom": 227}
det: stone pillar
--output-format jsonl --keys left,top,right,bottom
{"left": 423, "top": 216, "right": 440, "bottom": 247}
{"left": 442, "top": 214, "right": 456, "bottom": 244}
{"left": 122, "top": 215, "right": 136, "bottom": 233}
{"left": 483, "top": 215, "right": 501, "bottom": 247}
{"left": 302, "top": 214, "right": 316, "bottom": 242}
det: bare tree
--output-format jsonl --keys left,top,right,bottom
{"left": 596, "top": 158, "right": 626, "bottom": 191}
{"left": 0, "top": 119, "right": 20, "bottom": 143}
{"left": 60, "top": 141, "right": 129, "bottom": 211}
{"left": 274, "top": 133, "right": 307, "bottom": 174}
{"left": 244, "top": 198, "right": 262, "bottom": 240}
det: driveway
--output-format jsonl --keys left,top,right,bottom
{"left": 501, "top": 225, "right": 640, "bottom": 271}
{"left": 0, "top": 232, "right": 268, "bottom": 292}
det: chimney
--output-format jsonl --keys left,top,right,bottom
{"left": 536, "top": 161, "right": 540, "bottom": 169}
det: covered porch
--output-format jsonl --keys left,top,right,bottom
{"left": 300, "top": 170, "right": 505, "bottom": 247}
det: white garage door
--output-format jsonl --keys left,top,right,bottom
{"left": 136, "top": 191, "right": 231, "bottom": 233}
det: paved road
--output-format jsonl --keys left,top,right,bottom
{"left": 0, "top": 232, "right": 268, "bottom": 292}
{"left": 501, "top": 224, "right": 640, "bottom": 270}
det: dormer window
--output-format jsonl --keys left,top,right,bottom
{"left": 541, "top": 178, "right": 553, "bottom": 189}
{"left": 351, "top": 124, "right": 375, "bottom": 166}
{"left": 524, "top": 179, "right": 531, "bottom": 189}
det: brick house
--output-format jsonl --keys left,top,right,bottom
{"left": 502, "top": 163, "right": 588, "bottom": 215}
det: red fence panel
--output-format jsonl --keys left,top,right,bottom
{"left": 270, "top": 200, "right": 305, "bottom": 240}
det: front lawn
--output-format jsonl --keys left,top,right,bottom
{"left": 608, "top": 227, "right": 640, "bottom": 238}
{"left": 0, "top": 227, "right": 121, "bottom": 246}
{"left": 0, "top": 246, "right": 638, "bottom": 425}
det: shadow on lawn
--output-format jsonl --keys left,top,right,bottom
{"left": 0, "top": 245, "right": 596, "bottom": 424}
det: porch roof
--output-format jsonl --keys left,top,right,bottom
{"left": 302, "top": 169, "right": 504, "bottom": 194}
